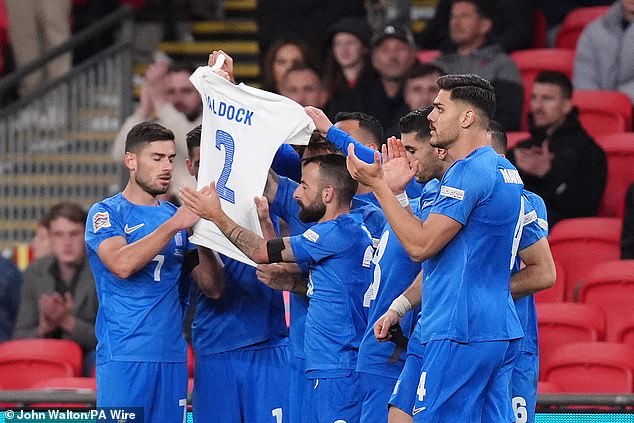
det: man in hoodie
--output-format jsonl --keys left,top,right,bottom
{"left": 573, "top": 0, "right": 634, "bottom": 104}
{"left": 509, "top": 71, "right": 607, "bottom": 226}
{"left": 433, "top": 0, "right": 524, "bottom": 131}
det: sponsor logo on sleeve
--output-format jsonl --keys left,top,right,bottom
{"left": 523, "top": 210, "right": 537, "bottom": 226}
{"left": 93, "top": 211, "right": 111, "bottom": 232}
{"left": 440, "top": 185, "right": 465, "bottom": 201}
{"left": 303, "top": 229, "right": 320, "bottom": 243}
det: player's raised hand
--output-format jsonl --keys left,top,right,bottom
{"left": 382, "top": 137, "right": 417, "bottom": 194}
{"left": 179, "top": 182, "right": 224, "bottom": 222}
{"left": 346, "top": 144, "right": 384, "bottom": 189}
{"left": 304, "top": 106, "right": 333, "bottom": 134}
{"left": 208, "top": 50, "right": 235, "bottom": 83}
{"left": 172, "top": 202, "right": 200, "bottom": 230}
{"left": 374, "top": 309, "right": 401, "bottom": 342}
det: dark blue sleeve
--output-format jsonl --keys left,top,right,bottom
{"left": 271, "top": 144, "right": 301, "bottom": 183}
{"left": 326, "top": 126, "right": 378, "bottom": 164}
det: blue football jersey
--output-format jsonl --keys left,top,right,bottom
{"left": 420, "top": 146, "right": 524, "bottom": 343}
{"left": 513, "top": 191, "right": 549, "bottom": 354}
{"left": 85, "top": 193, "right": 190, "bottom": 363}
{"left": 289, "top": 214, "right": 374, "bottom": 376}
{"left": 191, "top": 255, "right": 288, "bottom": 355}
{"left": 356, "top": 179, "right": 440, "bottom": 379}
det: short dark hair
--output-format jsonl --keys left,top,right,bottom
{"left": 168, "top": 62, "right": 196, "bottom": 75}
{"left": 304, "top": 131, "right": 343, "bottom": 158}
{"left": 437, "top": 74, "right": 496, "bottom": 124}
{"left": 302, "top": 154, "right": 357, "bottom": 206}
{"left": 125, "top": 122, "right": 175, "bottom": 153}
{"left": 407, "top": 62, "right": 445, "bottom": 81}
{"left": 334, "top": 111, "right": 384, "bottom": 146}
{"left": 186, "top": 125, "right": 202, "bottom": 156}
{"left": 534, "top": 71, "right": 573, "bottom": 99}
{"left": 44, "top": 202, "right": 87, "bottom": 228}
{"left": 282, "top": 62, "right": 322, "bottom": 87}
{"left": 488, "top": 120, "right": 507, "bottom": 154}
{"left": 452, "top": 0, "right": 495, "bottom": 20}
{"left": 399, "top": 106, "right": 434, "bottom": 139}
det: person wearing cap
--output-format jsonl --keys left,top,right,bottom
{"left": 323, "top": 17, "right": 374, "bottom": 118}
{"left": 359, "top": 23, "right": 417, "bottom": 138}
{"left": 432, "top": 0, "right": 524, "bottom": 131}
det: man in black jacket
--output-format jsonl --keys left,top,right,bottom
{"left": 510, "top": 71, "right": 607, "bottom": 226}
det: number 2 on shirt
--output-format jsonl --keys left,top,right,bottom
{"left": 215, "top": 130, "right": 236, "bottom": 204}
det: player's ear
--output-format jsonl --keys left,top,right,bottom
{"left": 322, "top": 185, "right": 334, "bottom": 203}
{"left": 124, "top": 151, "right": 137, "bottom": 172}
{"left": 461, "top": 108, "right": 476, "bottom": 129}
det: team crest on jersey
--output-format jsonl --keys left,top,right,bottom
{"left": 440, "top": 185, "right": 465, "bottom": 201}
{"left": 92, "top": 211, "right": 111, "bottom": 232}
{"left": 303, "top": 229, "right": 320, "bottom": 243}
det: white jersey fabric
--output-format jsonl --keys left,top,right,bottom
{"left": 189, "top": 66, "right": 314, "bottom": 265}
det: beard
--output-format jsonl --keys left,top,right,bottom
{"left": 135, "top": 173, "right": 170, "bottom": 197}
{"left": 298, "top": 198, "right": 326, "bottom": 223}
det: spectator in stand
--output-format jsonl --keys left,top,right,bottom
{"left": 622, "top": 183, "right": 634, "bottom": 259}
{"left": 392, "top": 62, "right": 446, "bottom": 121}
{"left": 4, "top": 0, "right": 71, "bottom": 95}
{"left": 418, "top": 0, "right": 535, "bottom": 52}
{"left": 433, "top": 0, "right": 524, "bottom": 131}
{"left": 111, "top": 61, "right": 201, "bottom": 195}
{"left": 13, "top": 202, "right": 98, "bottom": 370}
{"left": 0, "top": 255, "right": 21, "bottom": 342}
{"left": 261, "top": 38, "right": 317, "bottom": 94}
{"left": 509, "top": 71, "right": 607, "bottom": 226}
{"left": 361, "top": 23, "right": 417, "bottom": 137}
{"left": 279, "top": 62, "right": 328, "bottom": 108}
{"left": 322, "top": 16, "right": 374, "bottom": 117}
{"left": 573, "top": 0, "right": 634, "bottom": 105}
{"left": 538, "top": 0, "right": 614, "bottom": 45}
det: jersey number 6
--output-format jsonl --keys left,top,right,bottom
{"left": 215, "top": 130, "right": 236, "bottom": 204}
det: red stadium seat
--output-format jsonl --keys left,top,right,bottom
{"left": 29, "top": 377, "right": 96, "bottom": 390}
{"left": 596, "top": 133, "right": 634, "bottom": 218}
{"left": 510, "top": 49, "right": 575, "bottom": 130}
{"left": 616, "top": 315, "right": 634, "bottom": 348}
{"left": 555, "top": 6, "right": 610, "bottom": 50}
{"left": 548, "top": 218, "right": 622, "bottom": 301}
{"left": 506, "top": 131, "right": 530, "bottom": 150}
{"left": 536, "top": 303, "right": 606, "bottom": 372}
{"left": 572, "top": 90, "right": 632, "bottom": 139}
{"left": 537, "top": 380, "right": 561, "bottom": 394}
{"left": 534, "top": 260, "right": 565, "bottom": 303}
{"left": 578, "top": 260, "right": 634, "bottom": 341}
{"left": 543, "top": 342, "right": 634, "bottom": 393}
{"left": 0, "top": 339, "right": 83, "bottom": 389}
{"left": 416, "top": 49, "right": 440, "bottom": 64}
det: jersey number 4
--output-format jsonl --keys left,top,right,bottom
{"left": 215, "top": 130, "right": 236, "bottom": 204}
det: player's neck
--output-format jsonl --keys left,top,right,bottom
{"left": 319, "top": 204, "right": 350, "bottom": 223}
{"left": 447, "top": 130, "right": 489, "bottom": 162}
{"left": 122, "top": 182, "right": 160, "bottom": 206}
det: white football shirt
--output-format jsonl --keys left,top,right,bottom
{"left": 189, "top": 66, "right": 315, "bottom": 265}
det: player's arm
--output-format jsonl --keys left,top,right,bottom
{"left": 179, "top": 183, "right": 296, "bottom": 264}
{"left": 190, "top": 246, "right": 225, "bottom": 299}
{"left": 97, "top": 206, "right": 199, "bottom": 279}
{"left": 374, "top": 270, "right": 422, "bottom": 341}
{"left": 256, "top": 263, "right": 308, "bottom": 296}
{"left": 511, "top": 237, "right": 556, "bottom": 299}
{"left": 263, "top": 169, "right": 280, "bottom": 207}
{"left": 347, "top": 139, "right": 460, "bottom": 262}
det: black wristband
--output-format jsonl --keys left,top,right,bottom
{"left": 266, "top": 238, "right": 285, "bottom": 263}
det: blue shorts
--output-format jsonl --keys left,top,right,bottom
{"left": 288, "top": 355, "right": 312, "bottom": 423}
{"left": 412, "top": 339, "right": 519, "bottom": 423}
{"left": 388, "top": 352, "right": 424, "bottom": 415}
{"left": 97, "top": 361, "right": 187, "bottom": 423}
{"left": 193, "top": 345, "right": 289, "bottom": 423}
{"left": 510, "top": 351, "right": 539, "bottom": 423}
{"left": 359, "top": 372, "right": 398, "bottom": 423}
{"left": 306, "top": 371, "right": 362, "bottom": 423}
